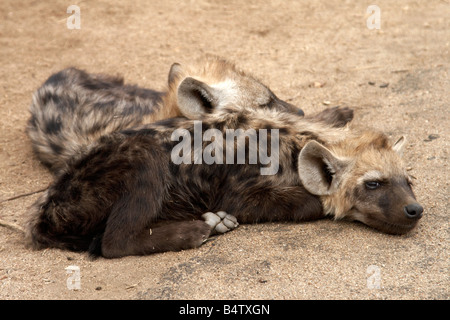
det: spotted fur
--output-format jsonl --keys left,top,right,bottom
{"left": 27, "top": 56, "right": 303, "bottom": 174}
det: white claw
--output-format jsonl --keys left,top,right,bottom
{"left": 223, "top": 215, "right": 239, "bottom": 229}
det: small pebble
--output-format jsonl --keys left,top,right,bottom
{"left": 310, "top": 81, "right": 325, "bottom": 88}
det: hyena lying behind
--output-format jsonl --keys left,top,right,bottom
{"left": 27, "top": 56, "right": 310, "bottom": 174}
{"left": 26, "top": 104, "right": 423, "bottom": 258}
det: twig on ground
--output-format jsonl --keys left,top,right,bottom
{"left": 0, "top": 219, "right": 25, "bottom": 234}
{"left": 0, "top": 187, "right": 47, "bottom": 234}
{"left": 0, "top": 187, "right": 47, "bottom": 203}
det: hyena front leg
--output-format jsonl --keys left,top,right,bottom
{"left": 101, "top": 219, "right": 212, "bottom": 258}
{"left": 202, "top": 211, "right": 239, "bottom": 235}
{"left": 99, "top": 192, "right": 213, "bottom": 258}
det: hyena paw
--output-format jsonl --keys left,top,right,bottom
{"left": 328, "top": 106, "right": 354, "bottom": 127}
{"left": 202, "top": 211, "right": 239, "bottom": 235}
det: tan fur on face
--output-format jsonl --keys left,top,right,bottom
{"left": 154, "top": 55, "right": 297, "bottom": 121}
{"left": 321, "top": 130, "right": 410, "bottom": 219}
{"left": 356, "top": 170, "right": 384, "bottom": 185}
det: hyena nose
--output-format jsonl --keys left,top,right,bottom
{"left": 297, "top": 108, "right": 305, "bottom": 117}
{"left": 404, "top": 203, "right": 424, "bottom": 220}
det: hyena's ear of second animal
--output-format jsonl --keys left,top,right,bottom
{"left": 392, "top": 136, "right": 406, "bottom": 155}
{"left": 168, "top": 63, "right": 183, "bottom": 86}
{"left": 297, "top": 141, "right": 351, "bottom": 196}
{"left": 177, "top": 77, "right": 219, "bottom": 119}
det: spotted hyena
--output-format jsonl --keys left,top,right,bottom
{"left": 26, "top": 88, "right": 422, "bottom": 258}
{"left": 27, "top": 56, "right": 316, "bottom": 174}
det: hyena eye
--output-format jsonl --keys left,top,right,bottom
{"left": 259, "top": 96, "right": 274, "bottom": 109}
{"left": 365, "top": 181, "right": 381, "bottom": 190}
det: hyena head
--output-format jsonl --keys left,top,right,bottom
{"left": 162, "top": 55, "right": 302, "bottom": 119}
{"left": 297, "top": 132, "right": 423, "bottom": 234}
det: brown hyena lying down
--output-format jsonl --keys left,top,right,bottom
{"left": 26, "top": 102, "right": 423, "bottom": 258}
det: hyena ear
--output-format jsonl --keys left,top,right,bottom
{"left": 298, "top": 141, "right": 351, "bottom": 196}
{"left": 177, "top": 77, "right": 219, "bottom": 119}
{"left": 168, "top": 63, "right": 183, "bottom": 86}
{"left": 392, "top": 136, "right": 406, "bottom": 155}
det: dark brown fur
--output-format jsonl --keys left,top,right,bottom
{"left": 26, "top": 108, "right": 328, "bottom": 258}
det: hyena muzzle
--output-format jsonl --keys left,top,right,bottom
{"left": 27, "top": 56, "right": 309, "bottom": 174}
{"left": 26, "top": 101, "right": 422, "bottom": 258}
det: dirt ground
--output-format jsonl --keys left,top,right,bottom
{"left": 0, "top": 0, "right": 448, "bottom": 300}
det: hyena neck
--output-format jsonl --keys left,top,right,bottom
{"left": 321, "top": 190, "right": 353, "bottom": 220}
{"left": 138, "top": 90, "right": 180, "bottom": 123}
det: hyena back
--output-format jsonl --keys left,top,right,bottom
{"left": 27, "top": 56, "right": 304, "bottom": 173}
{"left": 26, "top": 104, "right": 422, "bottom": 258}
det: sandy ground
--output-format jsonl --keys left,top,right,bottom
{"left": 0, "top": 0, "right": 448, "bottom": 300}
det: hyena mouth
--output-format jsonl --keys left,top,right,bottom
{"left": 372, "top": 219, "right": 419, "bottom": 235}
